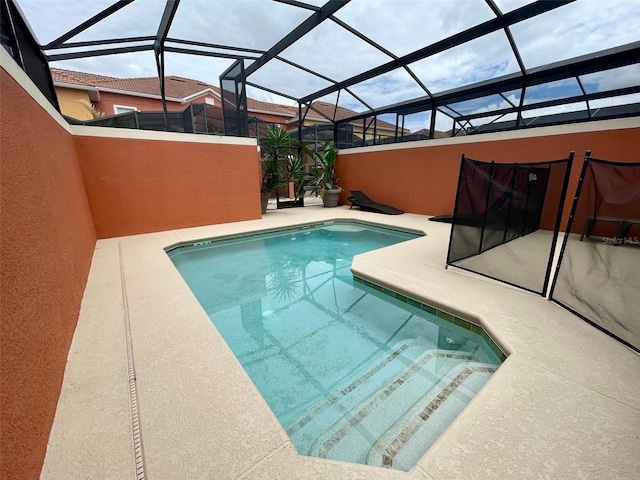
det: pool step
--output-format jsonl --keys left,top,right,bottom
{"left": 366, "top": 362, "right": 497, "bottom": 471}
{"left": 283, "top": 340, "right": 437, "bottom": 438}
{"left": 284, "top": 341, "right": 485, "bottom": 461}
{"left": 306, "top": 359, "right": 495, "bottom": 467}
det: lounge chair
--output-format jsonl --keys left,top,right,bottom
{"left": 347, "top": 190, "right": 404, "bottom": 215}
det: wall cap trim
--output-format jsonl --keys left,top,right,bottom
{"left": 1, "top": 48, "right": 72, "bottom": 134}
{"left": 342, "top": 117, "right": 640, "bottom": 155}
{"left": 70, "top": 125, "right": 258, "bottom": 146}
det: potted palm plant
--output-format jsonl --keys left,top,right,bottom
{"left": 261, "top": 125, "right": 291, "bottom": 214}
{"left": 298, "top": 140, "right": 341, "bottom": 207}
{"left": 285, "top": 153, "right": 307, "bottom": 205}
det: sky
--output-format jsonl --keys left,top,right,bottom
{"left": 15, "top": 0, "right": 640, "bottom": 132}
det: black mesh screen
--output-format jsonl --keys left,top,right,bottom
{"left": 137, "top": 111, "right": 183, "bottom": 132}
{"left": 182, "top": 105, "right": 195, "bottom": 133}
{"left": 84, "top": 112, "right": 138, "bottom": 129}
{"left": 447, "top": 154, "right": 573, "bottom": 295}
{"left": 1, "top": 0, "right": 59, "bottom": 111}
{"left": 82, "top": 103, "right": 224, "bottom": 135}
{"left": 220, "top": 60, "right": 248, "bottom": 137}
{"left": 248, "top": 117, "right": 278, "bottom": 140}
{"left": 550, "top": 156, "right": 640, "bottom": 352}
{"left": 335, "top": 123, "right": 355, "bottom": 149}
{"left": 297, "top": 123, "right": 336, "bottom": 147}
{"left": 189, "top": 104, "right": 224, "bottom": 134}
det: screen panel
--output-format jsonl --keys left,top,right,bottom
{"left": 447, "top": 155, "right": 572, "bottom": 295}
{"left": 551, "top": 157, "right": 640, "bottom": 352}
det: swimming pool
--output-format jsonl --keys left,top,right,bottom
{"left": 167, "top": 221, "right": 503, "bottom": 471}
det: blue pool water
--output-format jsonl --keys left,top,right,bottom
{"left": 168, "top": 221, "right": 502, "bottom": 471}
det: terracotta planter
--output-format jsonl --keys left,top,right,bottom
{"left": 261, "top": 192, "right": 271, "bottom": 214}
{"left": 322, "top": 188, "right": 341, "bottom": 208}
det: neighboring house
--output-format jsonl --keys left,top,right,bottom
{"left": 51, "top": 68, "right": 421, "bottom": 141}
{"left": 52, "top": 69, "right": 113, "bottom": 120}
{"left": 51, "top": 68, "right": 300, "bottom": 127}
{"left": 412, "top": 128, "right": 451, "bottom": 139}
{"left": 286, "top": 101, "right": 406, "bottom": 143}
{"left": 51, "top": 68, "right": 222, "bottom": 120}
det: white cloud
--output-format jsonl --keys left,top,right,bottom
{"left": 493, "top": 0, "right": 534, "bottom": 13}
{"left": 346, "top": 68, "right": 426, "bottom": 110}
{"left": 466, "top": 94, "right": 520, "bottom": 117}
{"left": 245, "top": 85, "right": 297, "bottom": 106}
{"left": 581, "top": 64, "right": 640, "bottom": 93}
{"left": 590, "top": 93, "right": 640, "bottom": 109}
{"left": 521, "top": 102, "right": 586, "bottom": 119}
{"left": 16, "top": 0, "right": 113, "bottom": 45}
{"left": 510, "top": 0, "right": 640, "bottom": 68}
{"left": 333, "top": 0, "right": 495, "bottom": 57}
{"left": 50, "top": 52, "right": 157, "bottom": 79}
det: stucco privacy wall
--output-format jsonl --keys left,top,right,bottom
{"left": 0, "top": 56, "right": 97, "bottom": 479}
{"left": 1, "top": 49, "right": 262, "bottom": 478}
{"left": 337, "top": 120, "right": 640, "bottom": 228}
{"left": 73, "top": 128, "right": 262, "bottom": 238}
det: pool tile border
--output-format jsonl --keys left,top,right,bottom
{"left": 353, "top": 276, "right": 507, "bottom": 361}
{"left": 163, "top": 218, "right": 425, "bottom": 254}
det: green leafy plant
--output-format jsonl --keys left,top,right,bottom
{"left": 261, "top": 126, "right": 310, "bottom": 198}
{"left": 298, "top": 140, "right": 340, "bottom": 197}
{"left": 286, "top": 153, "right": 307, "bottom": 200}
{"left": 77, "top": 99, "right": 105, "bottom": 118}
{"left": 261, "top": 125, "right": 292, "bottom": 194}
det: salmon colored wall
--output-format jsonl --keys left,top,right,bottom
{"left": 252, "top": 111, "right": 292, "bottom": 124}
{"left": 0, "top": 70, "right": 97, "bottom": 479}
{"left": 95, "top": 91, "right": 184, "bottom": 115}
{"left": 337, "top": 127, "right": 640, "bottom": 231}
{"left": 571, "top": 160, "right": 640, "bottom": 237}
{"left": 189, "top": 92, "right": 217, "bottom": 105}
{"left": 76, "top": 136, "right": 262, "bottom": 238}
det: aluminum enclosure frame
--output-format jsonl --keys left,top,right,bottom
{"left": 3, "top": 0, "right": 639, "bottom": 138}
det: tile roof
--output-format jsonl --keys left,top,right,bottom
{"left": 245, "top": 98, "right": 296, "bottom": 116}
{"left": 52, "top": 68, "right": 218, "bottom": 98}
{"left": 413, "top": 128, "right": 450, "bottom": 139}
{"left": 305, "top": 101, "right": 400, "bottom": 131}
{"left": 103, "top": 76, "right": 216, "bottom": 99}
{"left": 50, "top": 68, "right": 119, "bottom": 86}
{"left": 308, "top": 101, "right": 360, "bottom": 122}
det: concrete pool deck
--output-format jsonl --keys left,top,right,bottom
{"left": 41, "top": 207, "right": 640, "bottom": 480}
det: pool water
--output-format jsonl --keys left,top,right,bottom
{"left": 168, "top": 221, "right": 502, "bottom": 471}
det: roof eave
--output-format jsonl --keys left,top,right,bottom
{"left": 53, "top": 81, "right": 102, "bottom": 101}
{"left": 92, "top": 86, "right": 183, "bottom": 102}
{"left": 248, "top": 107, "right": 296, "bottom": 118}
{"left": 180, "top": 88, "right": 221, "bottom": 103}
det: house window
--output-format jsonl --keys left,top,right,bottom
{"left": 114, "top": 105, "right": 137, "bottom": 115}
{"left": 205, "top": 97, "right": 215, "bottom": 105}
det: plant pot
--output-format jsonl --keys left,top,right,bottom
{"left": 261, "top": 192, "right": 271, "bottom": 214}
{"left": 322, "top": 188, "right": 341, "bottom": 208}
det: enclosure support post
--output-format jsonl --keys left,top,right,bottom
{"left": 546, "top": 151, "right": 578, "bottom": 297}
{"left": 478, "top": 161, "right": 496, "bottom": 255}
{"left": 503, "top": 164, "right": 518, "bottom": 243}
{"left": 446, "top": 154, "right": 468, "bottom": 267}
{"left": 429, "top": 106, "right": 436, "bottom": 139}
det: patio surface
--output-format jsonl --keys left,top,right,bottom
{"left": 40, "top": 206, "right": 640, "bottom": 480}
